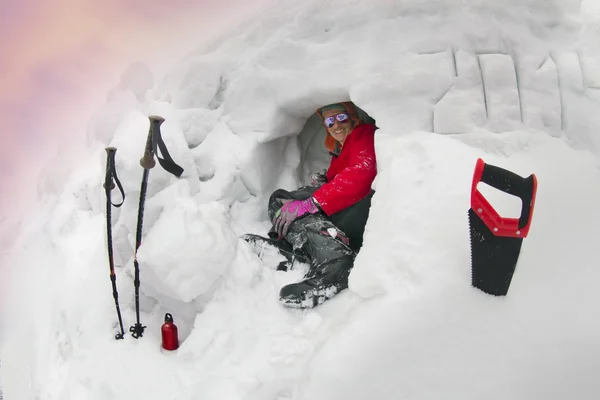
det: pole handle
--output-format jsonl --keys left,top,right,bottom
{"left": 104, "top": 147, "right": 125, "bottom": 207}
{"left": 140, "top": 116, "right": 165, "bottom": 169}
{"left": 103, "top": 147, "right": 117, "bottom": 189}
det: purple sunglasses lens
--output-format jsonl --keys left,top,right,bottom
{"left": 324, "top": 113, "right": 349, "bottom": 128}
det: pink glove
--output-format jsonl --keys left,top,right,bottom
{"left": 273, "top": 198, "right": 319, "bottom": 238}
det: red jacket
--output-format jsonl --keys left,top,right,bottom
{"left": 313, "top": 123, "right": 377, "bottom": 215}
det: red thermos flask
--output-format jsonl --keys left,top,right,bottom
{"left": 161, "top": 313, "right": 179, "bottom": 351}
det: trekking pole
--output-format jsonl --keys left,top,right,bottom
{"left": 103, "top": 146, "right": 126, "bottom": 340}
{"left": 130, "top": 116, "right": 184, "bottom": 339}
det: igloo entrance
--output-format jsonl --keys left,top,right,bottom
{"left": 236, "top": 101, "right": 377, "bottom": 206}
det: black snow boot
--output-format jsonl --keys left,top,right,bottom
{"left": 242, "top": 233, "right": 310, "bottom": 271}
{"left": 279, "top": 254, "right": 354, "bottom": 308}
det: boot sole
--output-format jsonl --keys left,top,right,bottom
{"left": 243, "top": 234, "right": 310, "bottom": 265}
{"left": 279, "top": 284, "right": 344, "bottom": 309}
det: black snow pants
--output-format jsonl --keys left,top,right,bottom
{"left": 267, "top": 186, "right": 375, "bottom": 268}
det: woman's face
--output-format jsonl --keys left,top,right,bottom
{"left": 323, "top": 108, "right": 354, "bottom": 144}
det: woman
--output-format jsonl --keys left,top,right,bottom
{"left": 245, "top": 101, "right": 377, "bottom": 308}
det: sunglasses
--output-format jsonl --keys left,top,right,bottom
{"left": 323, "top": 113, "right": 349, "bottom": 128}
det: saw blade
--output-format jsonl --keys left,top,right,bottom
{"left": 469, "top": 208, "right": 523, "bottom": 296}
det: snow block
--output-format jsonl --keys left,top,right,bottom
{"left": 550, "top": 51, "right": 600, "bottom": 147}
{"left": 581, "top": 54, "right": 600, "bottom": 88}
{"left": 191, "top": 122, "right": 254, "bottom": 204}
{"left": 179, "top": 108, "right": 222, "bottom": 149}
{"left": 137, "top": 196, "right": 237, "bottom": 303}
{"left": 579, "top": 23, "right": 600, "bottom": 88}
{"left": 434, "top": 50, "right": 486, "bottom": 134}
{"left": 478, "top": 54, "right": 522, "bottom": 132}
{"left": 354, "top": 51, "right": 454, "bottom": 132}
{"left": 160, "top": 57, "right": 224, "bottom": 110}
{"left": 519, "top": 55, "right": 562, "bottom": 136}
{"left": 552, "top": 52, "right": 585, "bottom": 94}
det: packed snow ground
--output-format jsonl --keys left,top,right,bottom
{"left": 2, "top": 0, "right": 600, "bottom": 399}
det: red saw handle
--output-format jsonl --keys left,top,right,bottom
{"left": 471, "top": 158, "right": 537, "bottom": 238}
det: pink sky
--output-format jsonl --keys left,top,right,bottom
{"left": 0, "top": 0, "right": 274, "bottom": 215}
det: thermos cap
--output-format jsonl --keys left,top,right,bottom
{"left": 164, "top": 313, "right": 174, "bottom": 323}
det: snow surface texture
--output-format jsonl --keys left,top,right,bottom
{"left": 2, "top": 0, "right": 600, "bottom": 399}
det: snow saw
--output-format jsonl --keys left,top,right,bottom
{"left": 469, "top": 158, "right": 538, "bottom": 296}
